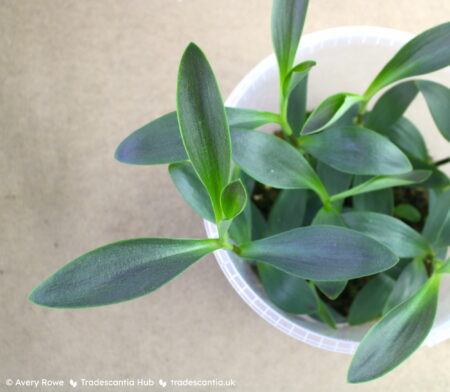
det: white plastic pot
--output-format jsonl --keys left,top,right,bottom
{"left": 204, "top": 26, "right": 450, "bottom": 354}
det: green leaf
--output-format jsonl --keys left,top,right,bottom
{"left": 438, "top": 258, "right": 450, "bottom": 274}
{"left": 352, "top": 175, "right": 394, "bottom": 215}
{"left": 29, "top": 238, "right": 221, "bottom": 308}
{"left": 342, "top": 211, "right": 431, "bottom": 258}
{"left": 409, "top": 156, "right": 449, "bottom": 188}
{"left": 367, "top": 81, "right": 418, "bottom": 133}
{"left": 301, "top": 126, "right": 412, "bottom": 175}
{"left": 315, "top": 280, "right": 347, "bottom": 300}
{"left": 283, "top": 60, "right": 316, "bottom": 97}
{"left": 268, "top": 189, "right": 307, "bottom": 235}
{"left": 240, "top": 226, "right": 398, "bottom": 281}
{"left": 364, "top": 22, "right": 450, "bottom": 99}
{"left": 232, "top": 129, "right": 327, "bottom": 198}
{"left": 386, "top": 116, "right": 428, "bottom": 161}
{"left": 177, "top": 43, "right": 231, "bottom": 218}
{"left": 422, "top": 189, "right": 450, "bottom": 245}
{"left": 257, "top": 262, "right": 319, "bottom": 314}
{"left": 435, "top": 211, "right": 450, "bottom": 248}
{"left": 251, "top": 203, "right": 268, "bottom": 240}
{"left": 394, "top": 203, "right": 421, "bottom": 223}
{"left": 415, "top": 80, "right": 450, "bottom": 141}
{"left": 301, "top": 93, "right": 363, "bottom": 135}
{"left": 287, "top": 75, "right": 308, "bottom": 136}
{"left": 313, "top": 286, "right": 337, "bottom": 329}
{"left": 348, "top": 274, "right": 395, "bottom": 325}
{"left": 316, "top": 161, "right": 353, "bottom": 209}
{"left": 330, "top": 171, "right": 431, "bottom": 201}
{"left": 220, "top": 179, "right": 247, "bottom": 221}
{"left": 169, "top": 161, "right": 215, "bottom": 222}
{"left": 348, "top": 273, "right": 441, "bottom": 383}
{"left": 311, "top": 207, "right": 345, "bottom": 226}
{"left": 115, "top": 108, "right": 276, "bottom": 166}
{"left": 272, "top": 0, "right": 309, "bottom": 80}
{"left": 383, "top": 259, "right": 428, "bottom": 314}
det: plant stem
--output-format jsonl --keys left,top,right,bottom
{"left": 355, "top": 99, "right": 368, "bottom": 125}
{"left": 435, "top": 157, "right": 450, "bottom": 166}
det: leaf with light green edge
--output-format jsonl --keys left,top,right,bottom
{"left": 220, "top": 179, "right": 247, "bottom": 221}
{"left": 342, "top": 211, "right": 431, "bottom": 258}
{"left": 257, "top": 262, "right": 319, "bottom": 314}
{"left": 301, "top": 93, "right": 363, "bottom": 135}
{"left": 287, "top": 75, "right": 308, "bottom": 136}
{"left": 169, "top": 161, "right": 215, "bottom": 222}
{"left": 283, "top": 60, "right": 316, "bottom": 97}
{"left": 272, "top": 0, "right": 309, "bottom": 80}
{"left": 394, "top": 204, "right": 421, "bottom": 223}
{"left": 385, "top": 116, "right": 428, "bottom": 161}
{"left": 348, "top": 273, "right": 441, "bottom": 383}
{"left": 29, "top": 238, "right": 221, "bottom": 308}
{"left": 409, "top": 156, "right": 449, "bottom": 189}
{"left": 315, "top": 280, "right": 347, "bottom": 300}
{"left": 366, "top": 81, "right": 418, "bottom": 133}
{"left": 364, "top": 22, "right": 450, "bottom": 99}
{"left": 268, "top": 189, "right": 307, "bottom": 235}
{"left": 383, "top": 259, "right": 428, "bottom": 314}
{"left": 240, "top": 225, "right": 398, "bottom": 281}
{"left": 330, "top": 171, "right": 431, "bottom": 202}
{"left": 422, "top": 189, "right": 450, "bottom": 245}
{"left": 115, "top": 108, "right": 277, "bottom": 166}
{"left": 301, "top": 126, "right": 412, "bottom": 175}
{"left": 415, "top": 80, "right": 450, "bottom": 141}
{"left": 348, "top": 274, "right": 395, "bottom": 325}
{"left": 177, "top": 43, "right": 231, "bottom": 218}
{"left": 231, "top": 129, "right": 327, "bottom": 199}
{"left": 438, "top": 258, "right": 450, "bottom": 274}
{"left": 353, "top": 175, "right": 394, "bottom": 215}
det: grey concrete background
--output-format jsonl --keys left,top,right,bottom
{"left": 1, "top": 1, "right": 450, "bottom": 391}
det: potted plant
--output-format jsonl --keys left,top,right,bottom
{"left": 29, "top": 0, "right": 450, "bottom": 383}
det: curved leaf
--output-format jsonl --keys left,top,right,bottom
{"left": 394, "top": 204, "right": 421, "bottom": 223}
{"left": 272, "top": 0, "right": 309, "bottom": 79}
{"left": 365, "top": 22, "right": 450, "bottom": 99}
{"left": 169, "top": 161, "right": 215, "bottom": 222}
{"left": 315, "top": 280, "right": 347, "bottom": 300}
{"left": 232, "top": 129, "right": 327, "bottom": 198}
{"left": 342, "top": 211, "right": 431, "bottom": 258}
{"left": 301, "top": 93, "right": 363, "bottom": 135}
{"left": 220, "top": 179, "right": 247, "bottom": 220}
{"left": 352, "top": 175, "right": 394, "bottom": 215}
{"left": 177, "top": 43, "right": 231, "bottom": 216}
{"left": 29, "top": 238, "right": 221, "bottom": 308}
{"left": 240, "top": 226, "right": 398, "bottom": 281}
{"left": 283, "top": 60, "right": 316, "bottom": 97}
{"left": 301, "top": 126, "right": 412, "bottom": 175}
{"left": 348, "top": 274, "right": 440, "bottom": 383}
{"left": 287, "top": 75, "right": 308, "bottom": 136}
{"left": 257, "top": 262, "right": 318, "bottom": 314}
{"left": 268, "top": 189, "right": 307, "bottom": 235}
{"left": 348, "top": 274, "right": 395, "bottom": 325}
{"left": 423, "top": 188, "right": 450, "bottom": 244}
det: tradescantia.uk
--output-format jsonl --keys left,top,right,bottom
{"left": 29, "top": 0, "right": 450, "bottom": 383}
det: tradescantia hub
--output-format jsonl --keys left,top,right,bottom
{"left": 29, "top": 0, "right": 450, "bottom": 383}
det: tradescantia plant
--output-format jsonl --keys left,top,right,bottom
{"left": 29, "top": 0, "right": 450, "bottom": 384}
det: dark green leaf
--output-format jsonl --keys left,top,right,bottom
{"left": 423, "top": 189, "right": 450, "bottom": 245}
{"left": 240, "top": 226, "right": 398, "bottom": 281}
{"left": 272, "top": 0, "right": 309, "bottom": 79}
{"left": 316, "top": 161, "right": 353, "bottom": 197}
{"left": 232, "top": 129, "right": 327, "bottom": 198}
{"left": 383, "top": 259, "right": 428, "bottom": 314}
{"left": 301, "top": 126, "right": 412, "bottom": 175}
{"left": 348, "top": 274, "right": 395, "bottom": 325}
{"left": 313, "top": 287, "right": 337, "bottom": 329}
{"left": 415, "top": 80, "right": 450, "bottom": 141}
{"left": 220, "top": 179, "right": 247, "bottom": 220}
{"left": 394, "top": 204, "right": 421, "bottom": 223}
{"left": 348, "top": 274, "right": 440, "bottom": 383}
{"left": 169, "top": 161, "right": 214, "bottom": 222}
{"left": 409, "top": 156, "right": 449, "bottom": 188}
{"left": 330, "top": 171, "right": 431, "bottom": 201}
{"left": 367, "top": 81, "right": 418, "bottom": 133}
{"left": 29, "top": 238, "right": 220, "bottom": 308}
{"left": 385, "top": 258, "right": 410, "bottom": 280}
{"left": 311, "top": 207, "right": 345, "bottom": 226}
{"left": 315, "top": 280, "right": 347, "bottom": 300}
{"left": 342, "top": 211, "right": 431, "bottom": 258}
{"left": 177, "top": 43, "right": 231, "bottom": 216}
{"left": 386, "top": 116, "right": 428, "bottom": 161}
{"left": 287, "top": 75, "right": 308, "bottom": 136}
{"left": 257, "top": 262, "right": 318, "bottom": 314}
{"left": 352, "top": 175, "right": 394, "bottom": 215}
{"left": 301, "top": 93, "right": 363, "bottom": 135}
{"left": 365, "top": 22, "right": 450, "bottom": 99}
{"left": 251, "top": 203, "right": 268, "bottom": 240}
{"left": 268, "top": 189, "right": 307, "bottom": 235}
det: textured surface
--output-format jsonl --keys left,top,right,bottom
{"left": 2, "top": 1, "right": 450, "bottom": 391}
